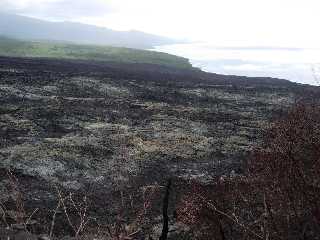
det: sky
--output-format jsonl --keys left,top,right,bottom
{"left": 1, "top": 0, "right": 320, "bottom": 48}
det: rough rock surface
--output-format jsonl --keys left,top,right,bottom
{"left": 0, "top": 56, "right": 318, "bottom": 237}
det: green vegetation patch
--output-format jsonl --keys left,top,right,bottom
{"left": 0, "top": 36, "right": 192, "bottom": 69}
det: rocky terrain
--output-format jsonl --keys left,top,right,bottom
{"left": 0, "top": 56, "right": 318, "bottom": 238}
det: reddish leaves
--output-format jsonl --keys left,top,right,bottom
{"left": 176, "top": 103, "right": 320, "bottom": 239}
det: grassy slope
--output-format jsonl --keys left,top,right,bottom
{"left": 0, "top": 37, "right": 192, "bottom": 69}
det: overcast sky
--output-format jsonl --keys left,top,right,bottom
{"left": 1, "top": 0, "right": 320, "bottom": 48}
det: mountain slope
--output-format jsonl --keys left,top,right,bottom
{"left": 0, "top": 12, "right": 177, "bottom": 49}
{"left": 0, "top": 36, "right": 192, "bottom": 69}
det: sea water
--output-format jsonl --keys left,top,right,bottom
{"left": 154, "top": 43, "right": 320, "bottom": 86}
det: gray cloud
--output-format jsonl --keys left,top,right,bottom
{"left": 43, "top": 0, "right": 115, "bottom": 19}
{"left": 0, "top": 0, "right": 19, "bottom": 12}
{"left": 0, "top": 0, "right": 115, "bottom": 20}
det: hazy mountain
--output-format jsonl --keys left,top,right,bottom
{"left": 0, "top": 12, "right": 178, "bottom": 49}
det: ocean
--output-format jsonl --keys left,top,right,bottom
{"left": 154, "top": 43, "right": 320, "bottom": 86}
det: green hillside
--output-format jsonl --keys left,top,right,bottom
{"left": 0, "top": 37, "right": 192, "bottom": 69}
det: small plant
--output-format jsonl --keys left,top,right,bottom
{"left": 51, "top": 187, "right": 91, "bottom": 238}
{"left": 0, "top": 170, "right": 38, "bottom": 231}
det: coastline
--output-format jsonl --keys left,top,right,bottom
{"left": 152, "top": 43, "right": 320, "bottom": 86}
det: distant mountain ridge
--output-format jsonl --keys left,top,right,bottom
{"left": 0, "top": 12, "right": 178, "bottom": 49}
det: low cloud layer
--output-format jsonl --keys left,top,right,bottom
{"left": 0, "top": 0, "right": 114, "bottom": 20}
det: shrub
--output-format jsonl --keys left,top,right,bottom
{"left": 177, "top": 103, "right": 320, "bottom": 239}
